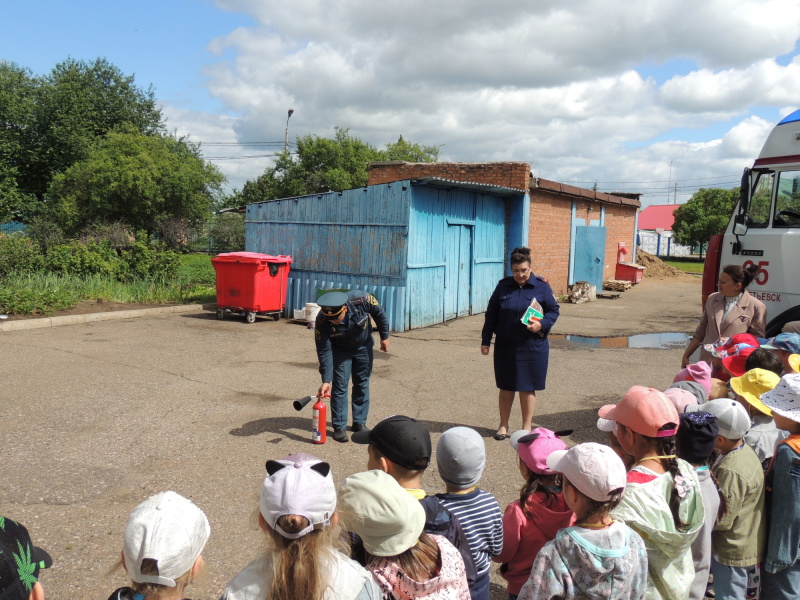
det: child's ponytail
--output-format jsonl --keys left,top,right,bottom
{"left": 520, "top": 470, "right": 560, "bottom": 516}
{"left": 658, "top": 437, "right": 689, "bottom": 531}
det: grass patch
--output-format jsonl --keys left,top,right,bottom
{"left": 0, "top": 256, "right": 217, "bottom": 315}
{"left": 663, "top": 259, "right": 705, "bottom": 274}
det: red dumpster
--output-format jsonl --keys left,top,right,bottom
{"left": 211, "top": 252, "right": 293, "bottom": 323}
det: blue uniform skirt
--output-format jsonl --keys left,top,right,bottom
{"left": 493, "top": 342, "right": 549, "bottom": 392}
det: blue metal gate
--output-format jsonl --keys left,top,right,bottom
{"left": 573, "top": 226, "right": 606, "bottom": 289}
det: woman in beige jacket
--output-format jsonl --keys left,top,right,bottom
{"left": 682, "top": 263, "right": 767, "bottom": 367}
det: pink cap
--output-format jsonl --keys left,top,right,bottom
{"left": 662, "top": 387, "right": 698, "bottom": 414}
{"left": 546, "top": 443, "right": 627, "bottom": 502}
{"left": 721, "top": 346, "right": 756, "bottom": 377}
{"left": 598, "top": 386, "right": 680, "bottom": 438}
{"left": 673, "top": 361, "right": 712, "bottom": 396}
{"left": 509, "top": 427, "right": 569, "bottom": 475}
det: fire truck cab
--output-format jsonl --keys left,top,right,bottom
{"left": 703, "top": 108, "right": 800, "bottom": 336}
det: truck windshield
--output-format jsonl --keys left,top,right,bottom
{"left": 774, "top": 170, "right": 800, "bottom": 228}
{"left": 746, "top": 171, "right": 773, "bottom": 228}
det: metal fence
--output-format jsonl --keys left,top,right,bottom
{"left": 0, "top": 221, "right": 26, "bottom": 234}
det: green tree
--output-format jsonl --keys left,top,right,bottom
{"left": 240, "top": 128, "right": 439, "bottom": 204}
{"left": 47, "top": 129, "right": 224, "bottom": 235}
{"left": 672, "top": 188, "right": 739, "bottom": 248}
{"left": 0, "top": 61, "right": 37, "bottom": 220}
{"left": 21, "top": 58, "right": 164, "bottom": 201}
{"left": 382, "top": 135, "right": 440, "bottom": 162}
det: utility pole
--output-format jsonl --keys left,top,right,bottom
{"left": 673, "top": 182, "right": 678, "bottom": 204}
{"left": 284, "top": 108, "right": 294, "bottom": 153}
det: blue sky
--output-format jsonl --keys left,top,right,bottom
{"left": 3, "top": 0, "right": 800, "bottom": 206}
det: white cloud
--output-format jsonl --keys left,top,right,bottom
{"left": 165, "top": 0, "right": 800, "bottom": 204}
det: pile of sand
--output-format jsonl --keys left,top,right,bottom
{"left": 635, "top": 249, "right": 686, "bottom": 279}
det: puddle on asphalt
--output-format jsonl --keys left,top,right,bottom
{"left": 550, "top": 332, "right": 689, "bottom": 350}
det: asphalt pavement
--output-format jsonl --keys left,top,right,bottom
{"left": 0, "top": 277, "right": 702, "bottom": 599}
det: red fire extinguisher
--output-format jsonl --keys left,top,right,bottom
{"left": 312, "top": 394, "right": 329, "bottom": 444}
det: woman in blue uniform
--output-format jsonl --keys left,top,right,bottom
{"left": 481, "top": 247, "right": 559, "bottom": 440}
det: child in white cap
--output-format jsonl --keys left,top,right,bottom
{"left": 435, "top": 426, "right": 503, "bottom": 600}
{"left": 493, "top": 428, "right": 574, "bottom": 600}
{"left": 686, "top": 398, "right": 765, "bottom": 600}
{"left": 110, "top": 491, "right": 209, "bottom": 600}
{"left": 220, "top": 453, "right": 379, "bottom": 600}
{"left": 759, "top": 373, "right": 800, "bottom": 599}
{"left": 518, "top": 443, "right": 648, "bottom": 600}
{"left": 338, "top": 470, "right": 470, "bottom": 600}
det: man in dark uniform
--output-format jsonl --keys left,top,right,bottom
{"left": 315, "top": 290, "right": 390, "bottom": 442}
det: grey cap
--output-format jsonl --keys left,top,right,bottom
{"left": 669, "top": 380, "right": 708, "bottom": 404}
{"left": 687, "top": 398, "right": 750, "bottom": 439}
{"left": 436, "top": 426, "right": 485, "bottom": 489}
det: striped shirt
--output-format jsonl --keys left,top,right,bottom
{"left": 437, "top": 489, "right": 504, "bottom": 576}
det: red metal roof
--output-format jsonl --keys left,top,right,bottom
{"left": 638, "top": 204, "right": 678, "bottom": 231}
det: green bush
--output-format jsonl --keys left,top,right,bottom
{"left": 210, "top": 213, "right": 245, "bottom": 252}
{"left": 118, "top": 240, "right": 179, "bottom": 281}
{"left": 0, "top": 275, "right": 78, "bottom": 315}
{"left": 45, "top": 240, "right": 120, "bottom": 277}
{"left": 0, "top": 234, "right": 43, "bottom": 275}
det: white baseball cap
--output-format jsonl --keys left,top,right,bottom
{"left": 546, "top": 443, "right": 627, "bottom": 502}
{"left": 337, "top": 470, "right": 425, "bottom": 557}
{"left": 687, "top": 398, "right": 750, "bottom": 440}
{"left": 260, "top": 452, "right": 337, "bottom": 539}
{"left": 123, "top": 491, "right": 210, "bottom": 587}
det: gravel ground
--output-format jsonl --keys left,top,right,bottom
{"left": 0, "top": 277, "right": 702, "bottom": 600}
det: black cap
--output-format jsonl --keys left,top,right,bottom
{"left": 676, "top": 412, "right": 719, "bottom": 464}
{"left": 0, "top": 517, "right": 52, "bottom": 600}
{"left": 352, "top": 415, "right": 431, "bottom": 470}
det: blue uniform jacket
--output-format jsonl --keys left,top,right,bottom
{"left": 481, "top": 275, "right": 559, "bottom": 347}
{"left": 315, "top": 290, "right": 390, "bottom": 382}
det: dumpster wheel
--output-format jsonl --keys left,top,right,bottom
{"left": 246, "top": 311, "right": 257, "bottom": 324}
{"left": 216, "top": 308, "right": 224, "bottom": 320}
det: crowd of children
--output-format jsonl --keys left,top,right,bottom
{"left": 4, "top": 334, "right": 800, "bottom": 600}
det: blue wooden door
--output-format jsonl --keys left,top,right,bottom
{"left": 573, "top": 226, "right": 606, "bottom": 289}
{"left": 445, "top": 225, "right": 472, "bottom": 319}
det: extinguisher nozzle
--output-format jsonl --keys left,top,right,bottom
{"left": 293, "top": 395, "right": 315, "bottom": 411}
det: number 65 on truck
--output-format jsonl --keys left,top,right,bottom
{"left": 704, "top": 108, "right": 800, "bottom": 336}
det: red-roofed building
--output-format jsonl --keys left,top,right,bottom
{"left": 636, "top": 203, "right": 694, "bottom": 257}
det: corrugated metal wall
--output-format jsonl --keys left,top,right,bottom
{"left": 406, "top": 185, "right": 507, "bottom": 329}
{"left": 246, "top": 183, "right": 410, "bottom": 331}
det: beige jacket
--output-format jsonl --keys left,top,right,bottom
{"left": 694, "top": 291, "right": 767, "bottom": 363}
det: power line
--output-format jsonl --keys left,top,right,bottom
{"left": 570, "top": 174, "right": 741, "bottom": 184}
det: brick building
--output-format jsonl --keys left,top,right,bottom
{"left": 368, "top": 161, "right": 640, "bottom": 296}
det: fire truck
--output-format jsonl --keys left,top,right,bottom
{"left": 703, "top": 108, "right": 800, "bottom": 336}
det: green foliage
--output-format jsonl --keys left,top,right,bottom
{"left": 47, "top": 129, "right": 224, "bottom": 235}
{"left": 209, "top": 212, "right": 245, "bottom": 252}
{"left": 25, "top": 216, "right": 66, "bottom": 253}
{"left": 0, "top": 274, "right": 79, "bottom": 315}
{"left": 672, "top": 188, "right": 739, "bottom": 247}
{"left": 383, "top": 135, "right": 440, "bottom": 162}
{"left": 22, "top": 58, "right": 164, "bottom": 200}
{"left": 117, "top": 240, "right": 179, "bottom": 281}
{"left": 241, "top": 128, "right": 439, "bottom": 203}
{"left": 44, "top": 240, "right": 119, "bottom": 277}
{"left": 0, "top": 234, "right": 43, "bottom": 275}
{"left": 176, "top": 254, "right": 216, "bottom": 285}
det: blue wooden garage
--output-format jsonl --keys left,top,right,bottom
{"left": 246, "top": 178, "right": 528, "bottom": 331}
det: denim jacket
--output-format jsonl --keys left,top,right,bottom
{"left": 765, "top": 435, "right": 800, "bottom": 574}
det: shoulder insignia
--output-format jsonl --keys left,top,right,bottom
{"left": 366, "top": 293, "right": 378, "bottom": 305}
{"left": 315, "top": 329, "right": 321, "bottom": 341}
{"left": 537, "top": 276, "right": 549, "bottom": 283}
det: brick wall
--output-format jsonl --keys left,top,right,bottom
{"left": 602, "top": 203, "right": 637, "bottom": 281}
{"left": 529, "top": 190, "right": 573, "bottom": 296}
{"left": 368, "top": 161, "right": 530, "bottom": 190}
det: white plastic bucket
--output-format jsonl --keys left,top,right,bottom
{"left": 305, "top": 303, "right": 321, "bottom": 328}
